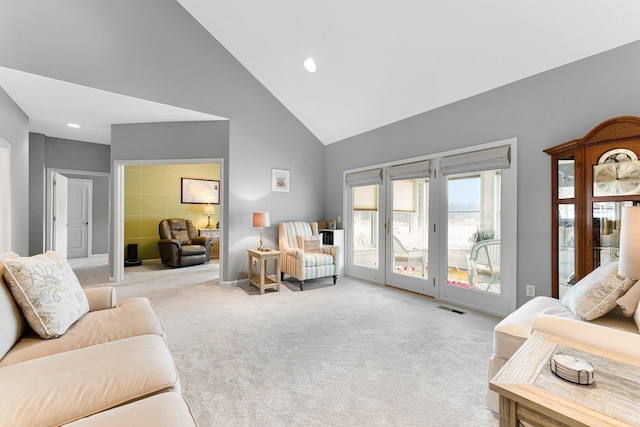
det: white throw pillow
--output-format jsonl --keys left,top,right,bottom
{"left": 617, "top": 281, "right": 640, "bottom": 317}
{"left": 3, "top": 251, "right": 89, "bottom": 339}
{"left": 0, "top": 251, "right": 25, "bottom": 359}
{"left": 297, "top": 235, "right": 322, "bottom": 252}
{"left": 561, "top": 261, "right": 636, "bottom": 321}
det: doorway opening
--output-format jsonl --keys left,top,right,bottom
{"left": 113, "top": 158, "right": 224, "bottom": 283}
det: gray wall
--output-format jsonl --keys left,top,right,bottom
{"left": 1, "top": 0, "right": 326, "bottom": 283}
{"left": 28, "top": 134, "right": 110, "bottom": 255}
{"left": 325, "top": 40, "right": 640, "bottom": 306}
{"left": 110, "top": 121, "right": 229, "bottom": 275}
{"left": 0, "top": 88, "right": 29, "bottom": 256}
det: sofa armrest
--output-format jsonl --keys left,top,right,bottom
{"left": 83, "top": 287, "right": 117, "bottom": 311}
{"left": 532, "top": 314, "right": 640, "bottom": 359}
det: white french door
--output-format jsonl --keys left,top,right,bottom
{"left": 436, "top": 145, "right": 515, "bottom": 315}
{"left": 385, "top": 161, "right": 435, "bottom": 296}
{"left": 345, "top": 169, "right": 385, "bottom": 283}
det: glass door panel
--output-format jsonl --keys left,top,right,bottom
{"left": 352, "top": 185, "right": 379, "bottom": 269}
{"left": 446, "top": 170, "right": 501, "bottom": 294}
{"left": 558, "top": 204, "right": 575, "bottom": 299}
{"left": 592, "top": 201, "right": 632, "bottom": 271}
{"left": 558, "top": 156, "right": 575, "bottom": 199}
{"left": 387, "top": 178, "right": 431, "bottom": 294}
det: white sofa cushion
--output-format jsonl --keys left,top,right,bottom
{"left": 3, "top": 251, "right": 89, "bottom": 339}
{"left": 561, "top": 261, "right": 636, "bottom": 320}
{"left": 64, "top": 392, "right": 197, "bottom": 427}
{"left": 0, "top": 251, "right": 25, "bottom": 360}
{"left": 0, "top": 335, "right": 179, "bottom": 426}
{"left": 0, "top": 297, "right": 165, "bottom": 367}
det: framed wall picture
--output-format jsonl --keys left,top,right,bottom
{"left": 181, "top": 178, "right": 220, "bottom": 204}
{"left": 272, "top": 169, "right": 290, "bottom": 192}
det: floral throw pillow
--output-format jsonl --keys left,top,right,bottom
{"left": 561, "top": 261, "right": 636, "bottom": 321}
{"left": 3, "top": 251, "right": 89, "bottom": 339}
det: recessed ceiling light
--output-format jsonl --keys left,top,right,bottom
{"left": 304, "top": 57, "right": 317, "bottom": 73}
{"left": 67, "top": 123, "right": 80, "bottom": 128}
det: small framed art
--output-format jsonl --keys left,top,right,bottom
{"left": 181, "top": 178, "right": 220, "bottom": 204}
{"left": 272, "top": 169, "right": 290, "bottom": 192}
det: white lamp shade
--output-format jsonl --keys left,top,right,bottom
{"left": 253, "top": 212, "right": 270, "bottom": 228}
{"left": 204, "top": 204, "right": 216, "bottom": 214}
{"left": 619, "top": 206, "right": 640, "bottom": 280}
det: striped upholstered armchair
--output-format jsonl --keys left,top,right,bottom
{"left": 279, "top": 221, "right": 342, "bottom": 291}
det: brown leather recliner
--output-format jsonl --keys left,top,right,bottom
{"left": 158, "top": 219, "right": 212, "bottom": 268}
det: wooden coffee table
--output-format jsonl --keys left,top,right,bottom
{"left": 490, "top": 331, "right": 640, "bottom": 427}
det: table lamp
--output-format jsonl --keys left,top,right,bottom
{"left": 253, "top": 212, "right": 270, "bottom": 251}
{"left": 619, "top": 206, "right": 640, "bottom": 280}
{"left": 204, "top": 203, "right": 216, "bottom": 229}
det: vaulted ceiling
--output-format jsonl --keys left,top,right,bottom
{"left": 2, "top": 1, "right": 640, "bottom": 146}
{"left": 177, "top": 0, "right": 640, "bottom": 144}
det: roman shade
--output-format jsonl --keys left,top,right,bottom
{"left": 440, "top": 146, "right": 511, "bottom": 176}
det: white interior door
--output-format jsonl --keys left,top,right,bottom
{"left": 67, "top": 179, "right": 91, "bottom": 258}
{"left": 53, "top": 173, "right": 68, "bottom": 258}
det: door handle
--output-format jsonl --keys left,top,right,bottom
{"left": 385, "top": 218, "right": 391, "bottom": 234}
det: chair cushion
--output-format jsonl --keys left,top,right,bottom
{"left": 283, "top": 222, "right": 313, "bottom": 248}
{"left": 304, "top": 252, "right": 335, "bottom": 267}
{"left": 180, "top": 245, "right": 206, "bottom": 256}
{"left": 0, "top": 251, "right": 25, "bottom": 360}
{"left": 171, "top": 229, "right": 190, "bottom": 245}
{"left": 3, "top": 251, "right": 89, "bottom": 339}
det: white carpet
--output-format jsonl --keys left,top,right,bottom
{"left": 75, "top": 259, "right": 500, "bottom": 426}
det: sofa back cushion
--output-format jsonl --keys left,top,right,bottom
{"left": 3, "top": 251, "right": 89, "bottom": 339}
{"left": 0, "top": 251, "right": 25, "bottom": 359}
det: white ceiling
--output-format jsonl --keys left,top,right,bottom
{"left": 177, "top": 0, "right": 640, "bottom": 144}
{"left": 0, "top": 67, "right": 224, "bottom": 145}
{"left": 2, "top": 2, "right": 640, "bottom": 146}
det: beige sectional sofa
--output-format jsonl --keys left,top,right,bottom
{"left": 487, "top": 261, "right": 640, "bottom": 413}
{"left": 0, "top": 251, "right": 197, "bottom": 426}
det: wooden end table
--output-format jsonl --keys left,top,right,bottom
{"left": 490, "top": 331, "right": 640, "bottom": 427}
{"left": 247, "top": 248, "right": 281, "bottom": 294}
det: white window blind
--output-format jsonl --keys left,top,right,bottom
{"left": 353, "top": 185, "right": 379, "bottom": 211}
{"left": 347, "top": 169, "right": 382, "bottom": 211}
{"left": 393, "top": 179, "right": 416, "bottom": 212}
{"left": 440, "top": 146, "right": 511, "bottom": 176}
{"left": 387, "top": 160, "right": 431, "bottom": 180}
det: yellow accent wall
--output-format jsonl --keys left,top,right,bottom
{"left": 124, "top": 163, "right": 220, "bottom": 260}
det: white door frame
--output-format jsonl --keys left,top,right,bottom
{"left": 343, "top": 139, "right": 517, "bottom": 316}
{"left": 46, "top": 168, "right": 109, "bottom": 251}
{"left": 112, "top": 158, "right": 225, "bottom": 283}
{"left": 67, "top": 178, "right": 93, "bottom": 258}
{"left": 0, "top": 139, "right": 11, "bottom": 252}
